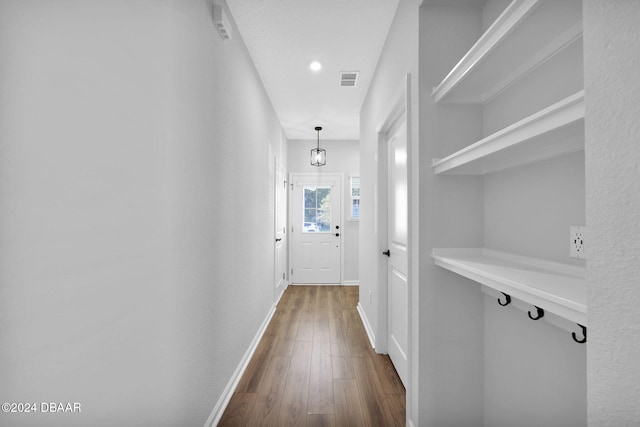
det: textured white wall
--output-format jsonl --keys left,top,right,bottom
{"left": 584, "top": 1, "right": 640, "bottom": 425}
{"left": 0, "top": 1, "right": 285, "bottom": 426}
{"left": 288, "top": 139, "right": 359, "bottom": 283}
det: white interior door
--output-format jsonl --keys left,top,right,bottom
{"left": 290, "top": 174, "right": 342, "bottom": 284}
{"left": 274, "top": 158, "right": 287, "bottom": 301}
{"left": 386, "top": 119, "right": 408, "bottom": 387}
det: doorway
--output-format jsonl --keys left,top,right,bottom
{"left": 289, "top": 173, "right": 342, "bottom": 284}
{"left": 384, "top": 117, "right": 408, "bottom": 387}
{"left": 274, "top": 157, "right": 288, "bottom": 302}
{"left": 378, "top": 75, "right": 411, "bottom": 389}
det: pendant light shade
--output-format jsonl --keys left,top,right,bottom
{"left": 311, "top": 126, "right": 326, "bottom": 166}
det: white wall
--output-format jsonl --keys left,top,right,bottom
{"left": 483, "top": 153, "right": 587, "bottom": 427}
{"left": 484, "top": 152, "right": 586, "bottom": 265}
{"left": 168, "top": 0, "right": 286, "bottom": 425}
{"left": 359, "top": 0, "right": 420, "bottom": 424}
{"left": 0, "top": 2, "right": 175, "bottom": 426}
{"left": 484, "top": 295, "right": 586, "bottom": 427}
{"left": 419, "top": 4, "right": 486, "bottom": 426}
{"left": 0, "top": 1, "right": 286, "bottom": 426}
{"left": 584, "top": 1, "right": 640, "bottom": 425}
{"left": 288, "top": 139, "right": 359, "bottom": 283}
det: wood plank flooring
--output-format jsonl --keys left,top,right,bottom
{"left": 219, "top": 285, "right": 406, "bottom": 427}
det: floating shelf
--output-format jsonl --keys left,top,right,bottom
{"left": 432, "top": 0, "right": 583, "bottom": 104}
{"left": 432, "top": 90, "right": 584, "bottom": 175}
{"left": 432, "top": 248, "right": 586, "bottom": 325}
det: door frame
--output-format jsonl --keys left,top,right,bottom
{"left": 375, "top": 74, "right": 413, "bottom": 413}
{"left": 288, "top": 172, "right": 345, "bottom": 284}
{"left": 274, "top": 156, "right": 288, "bottom": 303}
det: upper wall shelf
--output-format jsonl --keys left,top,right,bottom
{"left": 431, "top": 0, "right": 583, "bottom": 104}
{"left": 432, "top": 90, "right": 584, "bottom": 175}
{"left": 432, "top": 248, "right": 586, "bottom": 325}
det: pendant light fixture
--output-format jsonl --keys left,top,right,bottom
{"left": 310, "top": 126, "right": 326, "bottom": 167}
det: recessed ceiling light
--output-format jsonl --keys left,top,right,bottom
{"left": 309, "top": 61, "right": 322, "bottom": 72}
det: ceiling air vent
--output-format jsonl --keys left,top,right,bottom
{"left": 340, "top": 71, "right": 359, "bottom": 87}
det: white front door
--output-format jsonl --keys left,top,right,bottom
{"left": 290, "top": 174, "right": 342, "bottom": 284}
{"left": 386, "top": 118, "right": 409, "bottom": 387}
{"left": 274, "top": 158, "right": 287, "bottom": 301}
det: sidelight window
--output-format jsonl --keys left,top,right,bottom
{"left": 350, "top": 175, "right": 360, "bottom": 220}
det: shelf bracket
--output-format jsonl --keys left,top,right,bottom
{"left": 497, "top": 292, "right": 511, "bottom": 307}
{"left": 527, "top": 306, "right": 545, "bottom": 320}
{"left": 572, "top": 324, "right": 587, "bottom": 344}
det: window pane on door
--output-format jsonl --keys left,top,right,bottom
{"left": 305, "top": 188, "right": 317, "bottom": 208}
{"left": 302, "top": 186, "right": 331, "bottom": 233}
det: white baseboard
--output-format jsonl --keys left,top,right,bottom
{"left": 203, "top": 304, "right": 277, "bottom": 427}
{"left": 343, "top": 280, "right": 360, "bottom": 286}
{"left": 274, "top": 280, "right": 289, "bottom": 305}
{"left": 290, "top": 282, "right": 354, "bottom": 286}
{"left": 356, "top": 302, "right": 376, "bottom": 349}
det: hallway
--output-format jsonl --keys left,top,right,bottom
{"left": 2, "top": 1, "right": 640, "bottom": 426}
{"left": 219, "top": 286, "right": 405, "bottom": 426}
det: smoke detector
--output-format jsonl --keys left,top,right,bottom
{"left": 212, "top": 3, "right": 232, "bottom": 41}
{"left": 340, "top": 71, "right": 359, "bottom": 87}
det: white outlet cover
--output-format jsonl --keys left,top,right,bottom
{"left": 570, "top": 225, "right": 586, "bottom": 259}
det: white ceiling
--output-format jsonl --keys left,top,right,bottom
{"left": 226, "top": 0, "right": 400, "bottom": 140}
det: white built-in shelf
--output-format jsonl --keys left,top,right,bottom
{"left": 432, "top": 90, "right": 584, "bottom": 175}
{"left": 432, "top": 0, "right": 583, "bottom": 104}
{"left": 432, "top": 248, "right": 586, "bottom": 325}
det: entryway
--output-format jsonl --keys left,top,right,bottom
{"left": 289, "top": 174, "right": 343, "bottom": 284}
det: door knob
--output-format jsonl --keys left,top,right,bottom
{"left": 335, "top": 233, "right": 340, "bottom": 237}
{"left": 382, "top": 249, "right": 390, "bottom": 257}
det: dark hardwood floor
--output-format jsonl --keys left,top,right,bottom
{"left": 219, "top": 285, "right": 406, "bottom": 426}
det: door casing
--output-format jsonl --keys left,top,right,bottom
{"left": 274, "top": 156, "right": 288, "bottom": 302}
{"left": 384, "top": 116, "right": 409, "bottom": 387}
{"left": 375, "top": 73, "right": 413, "bottom": 414}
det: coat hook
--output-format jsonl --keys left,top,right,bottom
{"left": 528, "top": 306, "right": 544, "bottom": 320}
{"left": 497, "top": 292, "right": 511, "bottom": 306}
{"left": 572, "top": 324, "right": 587, "bottom": 344}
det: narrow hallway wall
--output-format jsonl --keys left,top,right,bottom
{"left": 0, "top": 1, "right": 286, "bottom": 426}
{"left": 584, "top": 1, "right": 640, "bottom": 424}
{"left": 0, "top": 1, "right": 175, "bottom": 426}
{"left": 168, "top": 0, "right": 287, "bottom": 424}
{"left": 359, "top": 0, "right": 419, "bottom": 423}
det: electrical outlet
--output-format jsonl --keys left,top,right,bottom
{"left": 570, "top": 226, "right": 586, "bottom": 259}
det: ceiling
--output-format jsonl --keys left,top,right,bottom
{"left": 226, "top": 0, "right": 400, "bottom": 140}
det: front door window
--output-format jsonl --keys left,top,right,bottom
{"left": 303, "top": 186, "right": 331, "bottom": 233}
